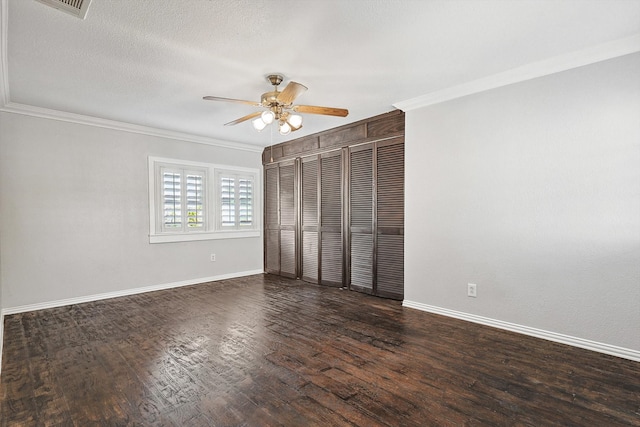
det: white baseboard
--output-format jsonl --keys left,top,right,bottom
{"left": 402, "top": 300, "right": 640, "bottom": 363}
{"left": 1, "top": 270, "right": 263, "bottom": 316}
{"left": 0, "top": 316, "right": 3, "bottom": 376}
{"left": 0, "top": 269, "right": 263, "bottom": 375}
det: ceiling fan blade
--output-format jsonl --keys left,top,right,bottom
{"left": 293, "top": 105, "right": 349, "bottom": 117}
{"left": 203, "top": 96, "right": 260, "bottom": 107}
{"left": 224, "top": 111, "right": 262, "bottom": 126}
{"left": 277, "top": 81, "right": 308, "bottom": 105}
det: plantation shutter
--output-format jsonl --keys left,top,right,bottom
{"left": 216, "top": 172, "right": 255, "bottom": 230}
{"left": 185, "top": 172, "right": 204, "bottom": 229}
{"left": 238, "top": 178, "right": 253, "bottom": 226}
{"left": 219, "top": 176, "right": 235, "bottom": 227}
{"left": 160, "top": 167, "right": 206, "bottom": 233}
{"left": 162, "top": 169, "right": 182, "bottom": 231}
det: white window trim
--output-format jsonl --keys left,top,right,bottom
{"left": 148, "top": 157, "right": 260, "bottom": 243}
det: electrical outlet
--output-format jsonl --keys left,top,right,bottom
{"left": 210, "top": 254, "right": 216, "bottom": 262}
{"left": 468, "top": 283, "right": 477, "bottom": 298}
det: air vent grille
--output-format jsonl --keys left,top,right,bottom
{"left": 36, "top": 0, "right": 92, "bottom": 19}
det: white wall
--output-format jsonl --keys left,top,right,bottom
{"left": 0, "top": 113, "right": 263, "bottom": 309}
{"left": 405, "top": 53, "right": 640, "bottom": 352}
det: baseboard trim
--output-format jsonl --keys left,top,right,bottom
{"left": 0, "top": 269, "right": 265, "bottom": 376}
{"left": 402, "top": 300, "right": 640, "bottom": 363}
{"left": 1, "top": 270, "right": 263, "bottom": 317}
{"left": 0, "top": 315, "right": 4, "bottom": 376}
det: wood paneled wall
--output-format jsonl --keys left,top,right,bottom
{"left": 263, "top": 110, "right": 405, "bottom": 299}
{"left": 262, "top": 110, "right": 405, "bottom": 164}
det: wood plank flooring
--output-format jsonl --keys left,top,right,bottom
{"left": 1, "top": 274, "right": 639, "bottom": 426}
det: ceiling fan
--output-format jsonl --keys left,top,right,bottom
{"left": 203, "top": 74, "right": 349, "bottom": 135}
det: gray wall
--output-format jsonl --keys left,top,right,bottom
{"left": 0, "top": 112, "right": 263, "bottom": 308}
{"left": 0, "top": 115, "right": 3, "bottom": 355}
{"left": 405, "top": 53, "right": 640, "bottom": 351}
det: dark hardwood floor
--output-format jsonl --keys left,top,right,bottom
{"left": 1, "top": 274, "right": 639, "bottom": 426}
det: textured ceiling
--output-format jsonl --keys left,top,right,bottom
{"left": 3, "top": 0, "right": 640, "bottom": 148}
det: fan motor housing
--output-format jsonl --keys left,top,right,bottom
{"left": 261, "top": 91, "right": 280, "bottom": 106}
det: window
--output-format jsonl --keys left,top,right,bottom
{"left": 149, "top": 157, "right": 259, "bottom": 243}
{"left": 216, "top": 171, "right": 255, "bottom": 230}
{"left": 160, "top": 166, "right": 206, "bottom": 233}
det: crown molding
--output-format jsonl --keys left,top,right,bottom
{"left": 0, "top": 0, "right": 260, "bottom": 152}
{"left": 394, "top": 34, "right": 640, "bottom": 112}
{"left": 0, "top": 101, "right": 263, "bottom": 152}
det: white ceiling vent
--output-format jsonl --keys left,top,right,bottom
{"left": 35, "top": 0, "right": 92, "bottom": 19}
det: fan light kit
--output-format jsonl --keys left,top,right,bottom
{"left": 203, "top": 74, "right": 348, "bottom": 136}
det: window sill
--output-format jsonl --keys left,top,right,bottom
{"left": 149, "top": 230, "right": 261, "bottom": 244}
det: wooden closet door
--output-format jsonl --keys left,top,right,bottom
{"left": 375, "top": 139, "right": 404, "bottom": 299}
{"left": 264, "top": 165, "right": 280, "bottom": 274}
{"left": 263, "top": 135, "right": 403, "bottom": 299}
{"left": 301, "top": 156, "right": 319, "bottom": 283}
{"left": 320, "top": 152, "right": 343, "bottom": 286}
{"left": 263, "top": 161, "right": 297, "bottom": 278}
{"left": 349, "top": 144, "right": 374, "bottom": 294}
{"left": 279, "top": 161, "right": 296, "bottom": 278}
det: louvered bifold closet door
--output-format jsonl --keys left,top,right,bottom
{"left": 349, "top": 144, "right": 374, "bottom": 293}
{"left": 320, "top": 152, "right": 343, "bottom": 286}
{"left": 264, "top": 165, "right": 280, "bottom": 274}
{"left": 301, "top": 156, "right": 319, "bottom": 283}
{"left": 279, "top": 161, "right": 297, "bottom": 278}
{"left": 376, "top": 139, "right": 404, "bottom": 300}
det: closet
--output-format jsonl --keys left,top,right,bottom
{"left": 263, "top": 111, "right": 404, "bottom": 300}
